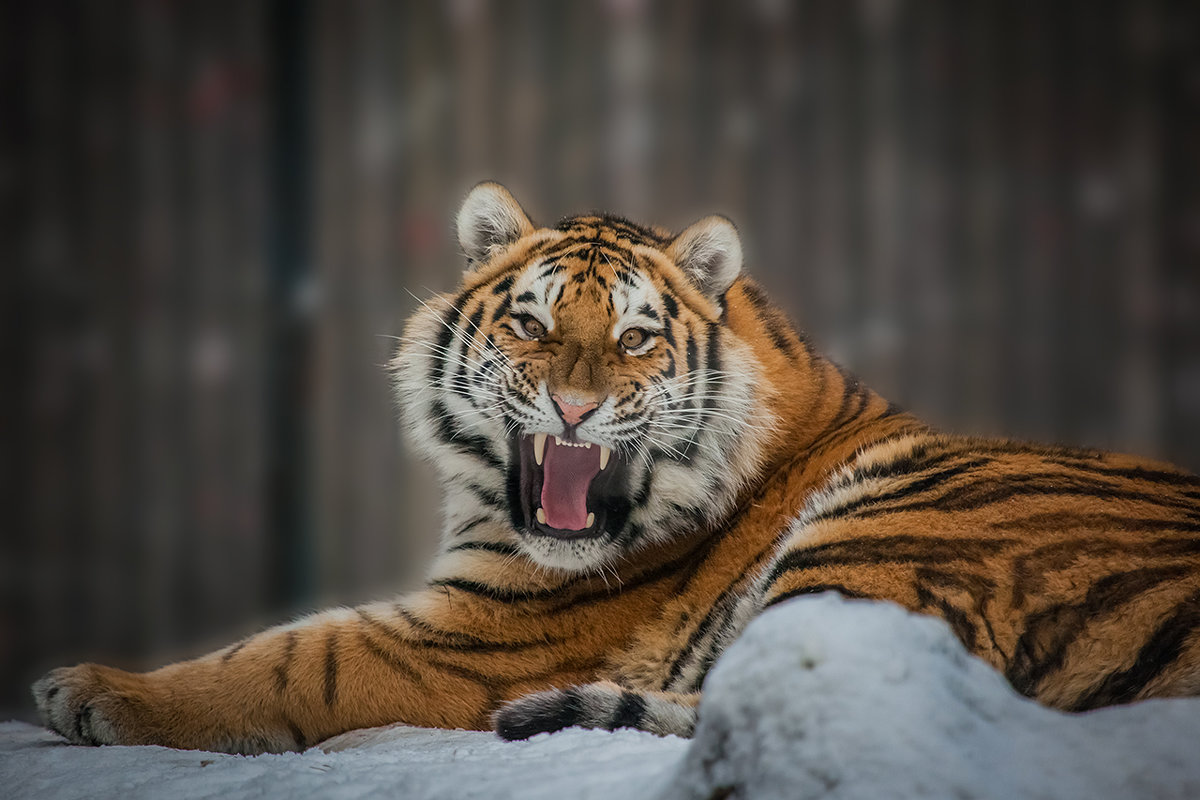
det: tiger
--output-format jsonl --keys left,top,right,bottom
{"left": 33, "top": 182, "right": 1200, "bottom": 754}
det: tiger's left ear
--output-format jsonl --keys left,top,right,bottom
{"left": 666, "top": 216, "right": 743, "bottom": 302}
{"left": 457, "top": 182, "right": 536, "bottom": 267}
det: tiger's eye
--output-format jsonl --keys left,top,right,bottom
{"left": 520, "top": 316, "right": 546, "bottom": 339}
{"left": 620, "top": 328, "right": 648, "bottom": 349}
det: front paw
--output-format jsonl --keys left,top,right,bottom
{"left": 32, "top": 664, "right": 151, "bottom": 746}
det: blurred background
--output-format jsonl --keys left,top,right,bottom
{"left": 3, "top": 0, "right": 1199, "bottom": 719}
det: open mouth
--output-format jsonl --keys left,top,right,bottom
{"left": 510, "top": 433, "right": 631, "bottom": 540}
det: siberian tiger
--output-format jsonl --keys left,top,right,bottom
{"left": 33, "top": 183, "right": 1200, "bottom": 754}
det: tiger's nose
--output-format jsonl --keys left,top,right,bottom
{"left": 552, "top": 395, "right": 600, "bottom": 426}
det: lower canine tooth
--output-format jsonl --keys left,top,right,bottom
{"left": 536, "top": 508, "right": 546, "bottom": 524}
{"left": 599, "top": 446, "right": 611, "bottom": 470}
{"left": 586, "top": 512, "right": 595, "bottom": 528}
{"left": 534, "top": 433, "right": 547, "bottom": 465}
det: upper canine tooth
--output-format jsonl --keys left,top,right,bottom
{"left": 534, "top": 433, "right": 547, "bottom": 465}
{"left": 599, "top": 446, "right": 611, "bottom": 470}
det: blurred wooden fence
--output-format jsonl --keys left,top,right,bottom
{"left": 3, "top": 0, "right": 1198, "bottom": 716}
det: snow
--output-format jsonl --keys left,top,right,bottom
{"left": 663, "top": 595, "right": 1200, "bottom": 800}
{"left": 5, "top": 595, "right": 1200, "bottom": 799}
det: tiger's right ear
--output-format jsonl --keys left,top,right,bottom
{"left": 457, "top": 182, "right": 536, "bottom": 267}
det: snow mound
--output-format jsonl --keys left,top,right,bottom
{"left": 4, "top": 595, "right": 1199, "bottom": 799}
{"left": 662, "top": 594, "right": 1200, "bottom": 800}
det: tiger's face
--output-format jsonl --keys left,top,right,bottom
{"left": 396, "top": 184, "right": 769, "bottom": 572}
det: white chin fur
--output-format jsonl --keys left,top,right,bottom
{"left": 517, "top": 533, "right": 622, "bottom": 572}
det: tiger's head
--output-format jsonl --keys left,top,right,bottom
{"left": 395, "top": 183, "right": 774, "bottom": 573}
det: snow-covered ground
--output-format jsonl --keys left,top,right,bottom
{"left": 5, "top": 595, "right": 1200, "bottom": 799}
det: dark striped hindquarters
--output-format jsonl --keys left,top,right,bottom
{"left": 760, "top": 433, "right": 1200, "bottom": 711}
{"left": 493, "top": 681, "right": 699, "bottom": 740}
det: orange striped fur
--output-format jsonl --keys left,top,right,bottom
{"left": 34, "top": 184, "right": 1200, "bottom": 752}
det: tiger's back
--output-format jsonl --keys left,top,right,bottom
{"left": 32, "top": 183, "right": 1200, "bottom": 752}
{"left": 763, "top": 434, "right": 1200, "bottom": 710}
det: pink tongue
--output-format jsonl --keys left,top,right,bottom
{"left": 540, "top": 440, "right": 601, "bottom": 530}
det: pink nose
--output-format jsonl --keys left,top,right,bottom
{"left": 552, "top": 395, "right": 599, "bottom": 425}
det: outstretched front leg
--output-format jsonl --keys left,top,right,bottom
{"left": 32, "top": 589, "right": 611, "bottom": 753}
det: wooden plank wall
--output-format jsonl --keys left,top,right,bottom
{"left": 4, "top": 0, "right": 1198, "bottom": 717}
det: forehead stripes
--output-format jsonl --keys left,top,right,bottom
{"left": 555, "top": 213, "right": 672, "bottom": 249}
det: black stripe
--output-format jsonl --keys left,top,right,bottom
{"left": 665, "top": 593, "right": 743, "bottom": 690}
{"left": 285, "top": 718, "right": 307, "bottom": 751}
{"left": 465, "top": 303, "right": 485, "bottom": 335}
{"left": 663, "top": 584, "right": 751, "bottom": 689}
{"left": 323, "top": 631, "right": 338, "bottom": 706}
{"left": 464, "top": 481, "right": 508, "bottom": 509}
{"left": 274, "top": 631, "right": 296, "bottom": 694}
{"left": 915, "top": 584, "right": 978, "bottom": 652}
{"left": 428, "top": 304, "right": 459, "bottom": 385}
{"left": 661, "top": 350, "right": 676, "bottom": 380}
{"left": 490, "top": 294, "right": 511, "bottom": 325}
{"left": 763, "top": 584, "right": 869, "bottom": 608}
{"left": 704, "top": 322, "right": 722, "bottom": 412}
{"left": 429, "top": 400, "right": 504, "bottom": 471}
{"left": 661, "top": 318, "right": 677, "bottom": 350}
{"left": 451, "top": 515, "right": 491, "bottom": 538}
{"left": 740, "top": 280, "right": 800, "bottom": 357}
{"left": 740, "top": 280, "right": 773, "bottom": 312}
{"left": 432, "top": 540, "right": 701, "bottom": 613}
{"left": 515, "top": 290, "right": 536, "bottom": 303}
{"left": 608, "top": 691, "right": 647, "bottom": 730}
{"left": 445, "top": 539, "right": 521, "bottom": 556}
{"left": 912, "top": 477, "right": 1199, "bottom": 516}
{"left": 1069, "top": 588, "right": 1200, "bottom": 710}
{"left": 992, "top": 512, "right": 1200, "bottom": 534}
{"left": 762, "top": 315, "right": 794, "bottom": 355}
{"left": 491, "top": 275, "right": 515, "bottom": 294}
{"left": 661, "top": 293, "right": 678, "bottom": 318}
{"left": 1006, "top": 566, "right": 1190, "bottom": 695}
{"left": 1011, "top": 538, "right": 1200, "bottom": 610}
{"left": 805, "top": 459, "right": 990, "bottom": 525}
{"left": 1039, "top": 459, "right": 1200, "bottom": 490}
{"left": 363, "top": 606, "right": 556, "bottom": 654}
{"left": 766, "top": 533, "right": 1015, "bottom": 588}
{"left": 430, "top": 577, "right": 569, "bottom": 604}
{"left": 811, "top": 369, "right": 857, "bottom": 444}
{"left": 358, "top": 630, "right": 424, "bottom": 683}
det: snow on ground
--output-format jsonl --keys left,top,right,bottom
{"left": 4, "top": 594, "right": 1200, "bottom": 799}
{"left": 663, "top": 595, "right": 1200, "bottom": 800}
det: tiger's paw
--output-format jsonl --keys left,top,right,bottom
{"left": 493, "top": 682, "right": 697, "bottom": 740}
{"left": 494, "top": 686, "right": 588, "bottom": 740}
{"left": 32, "top": 664, "right": 153, "bottom": 747}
